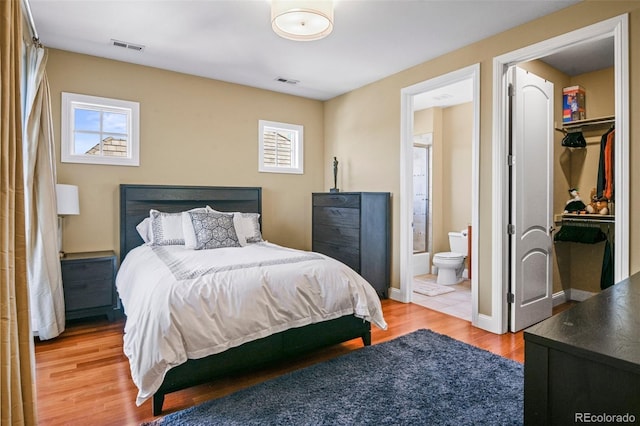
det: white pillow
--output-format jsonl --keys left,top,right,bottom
{"left": 233, "top": 212, "right": 263, "bottom": 246}
{"left": 149, "top": 207, "right": 209, "bottom": 246}
{"left": 182, "top": 211, "right": 199, "bottom": 249}
{"left": 136, "top": 217, "right": 152, "bottom": 243}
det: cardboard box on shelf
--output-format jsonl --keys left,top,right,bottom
{"left": 563, "top": 85, "right": 586, "bottom": 123}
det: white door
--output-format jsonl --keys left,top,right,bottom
{"left": 509, "top": 67, "right": 554, "bottom": 332}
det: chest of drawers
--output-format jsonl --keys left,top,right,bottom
{"left": 312, "top": 192, "right": 390, "bottom": 298}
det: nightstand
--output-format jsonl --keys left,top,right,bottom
{"left": 60, "top": 251, "right": 117, "bottom": 322}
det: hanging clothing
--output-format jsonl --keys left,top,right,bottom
{"left": 554, "top": 225, "right": 606, "bottom": 244}
{"left": 600, "top": 239, "right": 614, "bottom": 290}
{"left": 596, "top": 127, "right": 615, "bottom": 201}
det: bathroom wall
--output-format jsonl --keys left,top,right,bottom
{"left": 414, "top": 103, "right": 472, "bottom": 259}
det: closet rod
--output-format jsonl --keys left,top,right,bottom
{"left": 22, "top": 0, "right": 41, "bottom": 46}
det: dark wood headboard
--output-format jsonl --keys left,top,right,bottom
{"left": 119, "top": 184, "right": 262, "bottom": 260}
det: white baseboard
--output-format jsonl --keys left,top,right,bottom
{"left": 389, "top": 287, "right": 407, "bottom": 303}
{"left": 552, "top": 290, "right": 568, "bottom": 307}
{"left": 553, "top": 288, "right": 596, "bottom": 305}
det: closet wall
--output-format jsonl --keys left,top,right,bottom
{"left": 558, "top": 67, "right": 614, "bottom": 295}
{"left": 520, "top": 60, "right": 614, "bottom": 296}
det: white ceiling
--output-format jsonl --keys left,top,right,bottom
{"left": 28, "top": 0, "right": 585, "bottom": 101}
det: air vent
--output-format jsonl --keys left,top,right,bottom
{"left": 110, "top": 39, "right": 145, "bottom": 52}
{"left": 275, "top": 77, "right": 299, "bottom": 85}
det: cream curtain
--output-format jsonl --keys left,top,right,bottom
{"left": 0, "top": 0, "right": 37, "bottom": 424}
{"left": 23, "top": 43, "right": 65, "bottom": 341}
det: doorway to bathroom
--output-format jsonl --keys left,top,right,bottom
{"left": 399, "top": 64, "right": 480, "bottom": 324}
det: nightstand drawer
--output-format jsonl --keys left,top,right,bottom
{"left": 64, "top": 279, "right": 113, "bottom": 311}
{"left": 61, "top": 259, "right": 113, "bottom": 282}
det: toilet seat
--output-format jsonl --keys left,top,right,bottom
{"left": 433, "top": 252, "right": 464, "bottom": 262}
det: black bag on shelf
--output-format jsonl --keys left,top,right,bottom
{"left": 561, "top": 131, "right": 587, "bottom": 148}
{"left": 554, "top": 225, "right": 606, "bottom": 244}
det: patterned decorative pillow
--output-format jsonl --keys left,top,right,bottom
{"left": 233, "top": 212, "right": 263, "bottom": 246}
{"left": 187, "top": 211, "right": 241, "bottom": 250}
{"left": 149, "top": 207, "right": 208, "bottom": 246}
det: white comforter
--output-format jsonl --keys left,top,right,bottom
{"left": 116, "top": 242, "right": 387, "bottom": 406}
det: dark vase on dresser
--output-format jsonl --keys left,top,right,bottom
{"left": 312, "top": 192, "right": 391, "bottom": 298}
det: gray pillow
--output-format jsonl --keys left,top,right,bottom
{"left": 187, "top": 211, "right": 241, "bottom": 250}
{"left": 233, "top": 212, "right": 263, "bottom": 246}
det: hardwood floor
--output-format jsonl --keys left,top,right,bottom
{"left": 34, "top": 299, "right": 575, "bottom": 425}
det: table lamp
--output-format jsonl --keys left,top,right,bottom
{"left": 56, "top": 184, "right": 79, "bottom": 257}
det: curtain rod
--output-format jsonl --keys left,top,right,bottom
{"left": 22, "top": 0, "right": 42, "bottom": 47}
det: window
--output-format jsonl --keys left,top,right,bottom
{"left": 61, "top": 92, "right": 140, "bottom": 166}
{"left": 259, "top": 120, "right": 303, "bottom": 174}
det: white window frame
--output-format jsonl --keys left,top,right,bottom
{"left": 258, "top": 120, "right": 303, "bottom": 174}
{"left": 61, "top": 92, "right": 140, "bottom": 166}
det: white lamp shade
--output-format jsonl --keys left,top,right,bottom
{"left": 271, "top": 0, "right": 334, "bottom": 41}
{"left": 56, "top": 184, "right": 80, "bottom": 216}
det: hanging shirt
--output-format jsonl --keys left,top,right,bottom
{"left": 597, "top": 127, "right": 615, "bottom": 200}
{"left": 604, "top": 129, "right": 614, "bottom": 200}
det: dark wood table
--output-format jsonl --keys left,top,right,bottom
{"left": 524, "top": 272, "right": 640, "bottom": 425}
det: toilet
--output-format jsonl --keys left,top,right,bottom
{"left": 432, "top": 230, "right": 468, "bottom": 285}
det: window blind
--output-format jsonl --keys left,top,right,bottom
{"left": 262, "top": 130, "right": 293, "bottom": 167}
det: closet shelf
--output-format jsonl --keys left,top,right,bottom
{"left": 560, "top": 213, "right": 615, "bottom": 224}
{"left": 555, "top": 115, "right": 615, "bottom": 134}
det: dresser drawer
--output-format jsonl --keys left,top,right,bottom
{"left": 61, "top": 259, "right": 113, "bottom": 282}
{"left": 313, "top": 241, "right": 360, "bottom": 272}
{"left": 64, "top": 279, "right": 114, "bottom": 311}
{"left": 312, "top": 223, "right": 360, "bottom": 247}
{"left": 313, "top": 194, "right": 360, "bottom": 208}
{"left": 313, "top": 206, "right": 359, "bottom": 228}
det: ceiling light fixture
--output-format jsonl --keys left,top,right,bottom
{"left": 271, "top": 0, "right": 334, "bottom": 41}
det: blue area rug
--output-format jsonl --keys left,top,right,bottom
{"left": 147, "top": 329, "right": 523, "bottom": 425}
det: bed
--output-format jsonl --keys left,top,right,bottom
{"left": 116, "top": 184, "right": 387, "bottom": 415}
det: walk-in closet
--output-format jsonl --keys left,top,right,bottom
{"left": 522, "top": 43, "right": 616, "bottom": 301}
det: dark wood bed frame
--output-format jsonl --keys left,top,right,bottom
{"left": 119, "top": 184, "right": 372, "bottom": 415}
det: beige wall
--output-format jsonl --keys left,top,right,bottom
{"left": 324, "top": 1, "right": 640, "bottom": 316}
{"left": 442, "top": 103, "right": 473, "bottom": 238}
{"left": 48, "top": 50, "right": 325, "bottom": 256}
